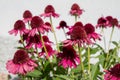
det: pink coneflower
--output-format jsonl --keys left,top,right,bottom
{"left": 57, "top": 21, "right": 69, "bottom": 29}
{"left": 96, "top": 17, "right": 108, "bottom": 28}
{"left": 8, "top": 20, "right": 28, "bottom": 36}
{"left": 64, "top": 23, "right": 91, "bottom": 46}
{"left": 118, "top": 25, "right": 120, "bottom": 29}
{"left": 106, "top": 16, "right": 120, "bottom": 28}
{"left": 18, "top": 32, "right": 29, "bottom": 44}
{"left": 42, "top": 35, "right": 53, "bottom": 44}
{"left": 6, "top": 49, "right": 37, "bottom": 75}
{"left": 44, "top": 22, "right": 52, "bottom": 32}
{"left": 84, "top": 23, "right": 101, "bottom": 42}
{"left": 104, "top": 63, "right": 120, "bottom": 80}
{"left": 25, "top": 34, "right": 42, "bottom": 49}
{"left": 29, "top": 16, "right": 46, "bottom": 36}
{"left": 67, "top": 21, "right": 83, "bottom": 35}
{"left": 40, "top": 5, "right": 59, "bottom": 18}
{"left": 39, "top": 43, "right": 56, "bottom": 58}
{"left": 57, "top": 45, "right": 80, "bottom": 68}
{"left": 23, "top": 10, "right": 32, "bottom": 23}
{"left": 70, "top": 3, "right": 83, "bottom": 17}
{"left": 110, "top": 18, "right": 119, "bottom": 27}
{"left": 106, "top": 16, "right": 113, "bottom": 24}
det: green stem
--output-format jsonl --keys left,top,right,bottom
{"left": 36, "top": 48, "right": 44, "bottom": 71}
{"left": 20, "top": 35, "right": 25, "bottom": 47}
{"left": 49, "top": 17, "right": 60, "bottom": 51}
{"left": 38, "top": 32, "right": 53, "bottom": 69}
{"left": 20, "top": 75, "right": 26, "bottom": 80}
{"left": 27, "top": 21, "right": 31, "bottom": 29}
{"left": 87, "top": 45, "right": 92, "bottom": 80}
{"left": 67, "top": 67, "right": 71, "bottom": 76}
{"left": 108, "top": 27, "right": 114, "bottom": 51}
{"left": 104, "top": 27, "right": 115, "bottom": 69}
{"left": 75, "top": 15, "right": 77, "bottom": 22}
{"left": 101, "top": 28, "right": 107, "bottom": 51}
{"left": 38, "top": 32, "right": 49, "bottom": 60}
{"left": 78, "top": 45, "right": 86, "bottom": 79}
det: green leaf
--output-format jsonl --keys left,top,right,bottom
{"left": 112, "top": 41, "right": 118, "bottom": 47}
{"left": 94, "top": 43, "right": 105, "bottom": 53}
{"left": 90, "top": 47, "right": 100, "bottom": 54}
{"left": 55, "top": 66, "right": 66, "bottom": 75}
{"left": 98, "top": 53, "right": 106, "bottom": 67}
{"left": 91, "top": 63, "right": 100, "bottom": 80}
{"left": 54, "top": 74, "right": 73, "bottom": 80}
{"left": 71, "top": 64, "right": 81, "bottom": 74}
{"left": 26, "top": 69, "right": 42, "bottom": 77}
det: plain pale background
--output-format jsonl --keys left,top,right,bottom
{"left": 0, "top": 0, "right": 120, "bottom": 74}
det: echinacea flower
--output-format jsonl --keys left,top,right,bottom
{"left": 70, "top": 3, "right": 83, "bottom": 17}
{"left": 104, "top": 63, "right": 120, "bottom": 80}
{"left": 66, "top": 21, "right": 83, "bottom": 35}
{"left": 39, "top": 43, "right": 56, "bottom": 58}
{"left": 25, "top": 34, "right": 42, "bottom": 49}
{"left": 106, "top": 16, "right": 113, "bottom": 25}
{"left": 106, "top": 16, "right": 119, "bottom": 27}
{"left": 57, "top": 21, "right": 69, "bottom": 29}
{"left": 64, "top": 22, "right": 91, "bottom": 46}
{"left": 23, "top": 10, "right": 32, "bottom": 23}
{"left": 29, "top": 16, "right": 46, "bottom": 36}
{"left": 96, "top": 17, "right": 108, "bottom": 28}
{"left": 42, "top": 35, "right": 53, "bottom": 44}
{"left": 44, "top": 22, "right": 52, "bottom": 32}
{"left": 40, "top": 5, "right": 59, "bottom": 18}
{"left": 57, "top": 45, "right": 80, "bottom": 68}
{"left": 109, "top": 18, "right": 119, "bottom": 27}
{"left": 84, "top": 23, "right": 101, "bottom": 42}
{"left": 8, "top": 20, "right": 28, "bottom": 36}
{"left": 6, "top": 49, "right": 37, "bottom": 75}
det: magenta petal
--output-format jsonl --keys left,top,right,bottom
{"left": 8, "top": 29, "right": 18, "bottom": 36}
{"left": 6, "top": 60, "right": 19, "bottom": 74}
{"left": 23, "top": 63, "right": 33, "bottom": 72}
{"left": 28, "top": 60, "right": 37, "bottom": 67}
{"left": 29, "top": 28, "right": 37, "bottom": 36}
{"left": 19, "top": 65, "right": 26, "bottom": 74}
{"left": 62, "top": 59, "right": 68, "bottom": 68}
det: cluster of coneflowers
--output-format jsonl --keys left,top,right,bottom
{"left": 6, "top": 3, "right": 120, "bottom": 80}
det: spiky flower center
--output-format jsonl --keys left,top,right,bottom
{"left": 71, "top": 3, "right": 80, "bottom": 11}
{"left": 45, "top": 5, "right": 55, "bottom": 13}
{"left": 62, "top": 45, "right": 76, "bottom": 59}
{"left": 97, "top": 17, "right": 107, "bottom": 24}
{"left": 110, "top": 64, "right": 120, "bottom": 77}
{"left": 13, "top": 50, "right": 29, "bottom": 64}
{"left": 23, "top": 10, "right": 32, "bottom": 19}
{"left": 84, "top": 23, "right": 95, "bottom": 34}
{"left": 30, "top": 16, "right": 44, "bottom": 29}
{"left": 70, "top": 26, "right": 87, "bottom": 40}
{"left": 14, "top": 20, "right": 25, "bottom": 30}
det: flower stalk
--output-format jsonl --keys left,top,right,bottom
{"left": 87, "top": 45, "right": 92, "bottom": 80}
{"left": 49, "top": 16, "right": 60, "bottom": 51}
{"left": 78, "top": 44, "right": 86, "bottom": 79}
{"left": 104, "top": 27, "right": 115, "bottom": 69}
